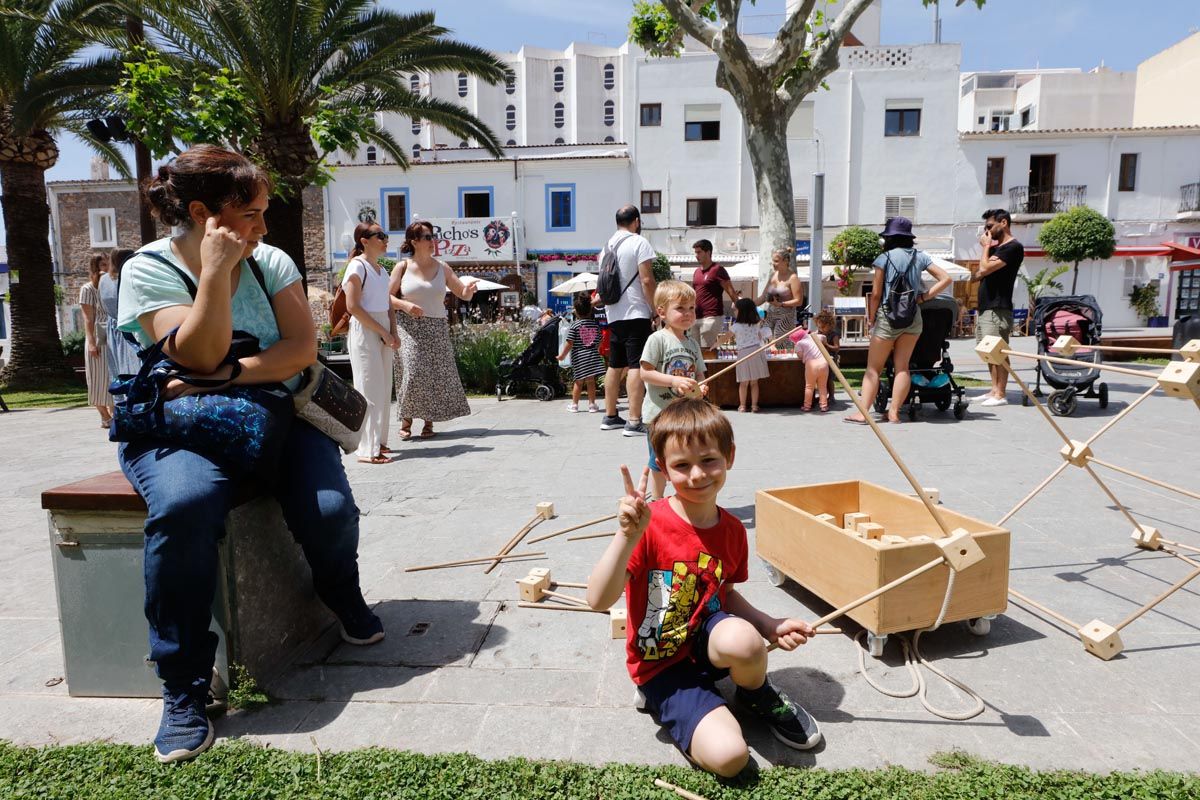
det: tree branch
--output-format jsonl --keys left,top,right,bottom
{"left": 782, "top": 0, "right": 875, "bottom": 100}
{"left": 764, "top": 0, "right": 818, "bottom": 73}
{"left": 658, "top": 0, "right": 718, "bottom": 50}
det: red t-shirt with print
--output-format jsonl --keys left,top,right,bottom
{"left": 623, "top": 499, "right": 749, "bottom": 685}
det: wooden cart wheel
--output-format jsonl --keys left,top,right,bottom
{"left": 762, "top": 560, "right": 787, "bottom": 588}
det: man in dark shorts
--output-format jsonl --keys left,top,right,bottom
{"left": 600, "top": 205, "right": 658, "bottom": 436}
{"left": 690, "top": 239, "right": 737, "bottom": 350}
{"left": 973, "top": 208, "right": 1025, "bottom": 406}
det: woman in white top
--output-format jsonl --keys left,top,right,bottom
{"left": 79, "top": 253, "right": 112, "bottom": 427}
{"left": 343, "top": 222, "right": 398, "bottom": 463}
{"left": 388, "top": 220, "right": 477, "bottom": 439}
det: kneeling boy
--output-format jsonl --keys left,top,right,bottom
{"left": 586, "top": 398, "right": 821, "bottom": 777}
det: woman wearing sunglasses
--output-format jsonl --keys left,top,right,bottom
{"left": 342, "top": 223, "right": 397, "bottom": 463}
{"left": 388, "top": 220, "right": 477, "bottom": 439}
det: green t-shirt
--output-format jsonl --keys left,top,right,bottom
{"left": 639, "top": 328, "right": 705, "bottom": 423}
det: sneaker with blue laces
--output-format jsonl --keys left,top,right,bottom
{"left": 735, "top": 680, "right": 822, "bottom": 750}
{"left": 155, "top": 679, "right": 214, "bottom": 763}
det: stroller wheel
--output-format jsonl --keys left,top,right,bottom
{"left": 1098, "top": 382, "right": 1109, "bottom": 409}
{"left": 907, "top": 402, "right": 919, "bottom": 421}
{"left": 1021, "top": 393, "right": 1031, "bottom": 407}
{"left": 935, "top": 397, "right": 951, "bottom": 412}
{"left": 534, "top": 384, "right": 554, "bottom": 402}
{"left": 953, "top": 401, "right": 968, "bottom": 420}
{"left": 496, "top": 383, "right": 503, "bottom": 401}
{"left": 1048, "top": 390, "right": 1077, "bottom": 417}
{"left": 873, "top": 391, "right": 890, "bottom": 415}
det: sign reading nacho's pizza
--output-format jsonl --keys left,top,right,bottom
{"left": 424, "top": 217, "right": 515, "bottom": 262}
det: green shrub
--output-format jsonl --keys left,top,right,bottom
{"left": 652, "top": 252, "right": 673, "bottom": 283}
{"left": 61, "top": 330, "right": 86, "bottom": 356}
{"left": 452, "top": 322, "right": 531, "bottom": 393}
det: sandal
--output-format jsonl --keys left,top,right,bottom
{"left": 843, "top": 415, "right": 868, "bottom": 425}
{"left": 737, "top": 406, "right": 747, "bottom": 413}
{"left": 379, "top": 445, "right": 392, "bottom": 454}
{"left": 357, "top": 455, "right": 389, "bottom": 465}
{"left": 751, "top": 406, "right": 760, "bottom": 413}
{"left": 819, "top": 401, "right": 829, "bottom": 413}
{"left": 800, "top": 404, "right": 813, "bottom": 412}
{"left": 419, "top": 425, "right": 436, "bottom": 438}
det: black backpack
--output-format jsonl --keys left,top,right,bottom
{"left": 596, "top": 233, "right": 637, "bottom": 306}
{"left": 883, "top": 250, "right": 919, "bottom": 329}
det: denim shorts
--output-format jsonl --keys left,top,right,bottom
{"left": 636, "top": 610, "right": 733, "bottom": 753}
{"left": 647, "top": 435, "right": 661, "bottom": 473}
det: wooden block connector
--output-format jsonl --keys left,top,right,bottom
{"left": 975, "top": 335, "right": 1009, "bottom": 365}
{"left": 1059, "top": 439, "right": 1094, "bottom": 468}
{"left": 1130, "top": 524, "right": 1162, "bottom": 551}
{"left": 919, "top": 487, "right": 940, "bottom": 504}
{"left": 1157, "top": 361, "right": 1200, "bottom": 401}
{"left": 610, "top": 607, "right": 627, "bottom": 639}
{"left": 935, "top": 528, "right": 985, "bottom": 572}
{"left": 1181, "top": 339, "right": 1200, "bottom": 363}
{"left": 516, "top": 571, "right": 551, "bottom": 602}
{"left": 814, "top": 513, "right": 837, "bottom": 526}
{"left": 881, "top": 534, "right": 908, "bottom": 545}
{"left": 1078, "top": 619, "right": 1124, "bottom": 660}
{"left": 536, "top": 501, "right": 556, "bottom": 520}
{"left": 857, "top": 522, "right": 886, "bottom": 541}
{"left": 529, "top": 567, "right": 551, "bottom": 581}
{"left": 843, "top": 512, "right": 870, "bottom": 531}
{"left": 1052, "top": 334, "right": 1080, "bottom": 356}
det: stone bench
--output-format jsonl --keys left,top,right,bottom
{"left": 42, "top": 471, "right": 334, "bottom": 697}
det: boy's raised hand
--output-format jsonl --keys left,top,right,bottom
{"left": 770, "top": 618, "right": 815, "bottom": 651}
{"left": 618, "top": 464, "right": 652, "bottom": 540}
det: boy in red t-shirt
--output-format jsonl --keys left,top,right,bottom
{"left": 586, "top": 398, "right": 821, "bottom": 777}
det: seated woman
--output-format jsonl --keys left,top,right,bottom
{"left": 117, "top": 145, "right": 383, "bottom": 764}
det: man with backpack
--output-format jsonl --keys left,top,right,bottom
{"left": 597, "top": 205, "right": 657, "bottom": 435}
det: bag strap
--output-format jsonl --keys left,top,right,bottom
{"left": 610, "top": 233, "right": 639, "bottom": 298}
{"left": 135, "top": 249, "right": 271, "bottom": 304}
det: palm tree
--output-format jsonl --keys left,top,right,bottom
{"left": 128, "top": 0, "right": 511, "bottom": 283}
{"left": 0, "top": 0, "right": 127, "bottom": 388}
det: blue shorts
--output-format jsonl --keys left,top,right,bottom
{"left": 647, "top": 436, "right": 660, "bottom": 473}
{"left": 637, "top": 611, "right": 732, "bottom": 753}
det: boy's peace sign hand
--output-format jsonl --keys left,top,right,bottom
{"left": 617, "top": 464, "right": 652, "bottom": 541}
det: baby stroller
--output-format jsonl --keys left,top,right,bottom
{"left": 496, "top": 315, "right": 566, "bottom": 401}
{"left": 1024, "top": 295, "right": 1107, "bottom": 416}
{"left": 874, "top": 304, "right": 968, "bottom": 420}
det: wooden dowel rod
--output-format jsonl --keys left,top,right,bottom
{"left": 1005, "top": 366, "right": 1073, "bottom": 447}
{"left": 1115, "top": 564, "right": 1200, "bottom": 632}
{"left": 812, "top": 334, "right": 954, "bottom": 538}
{"left": 653, "top": 778, "right": 710, "bottom": 800}
{"left": 767, "top": 557, "right": 945, "bottom": 652}
{"left": 517, "top": 601, "right": 604, "bottom": 613}
{"left": 528, "top": 514, "right": 618, "bottom": 544}
{"left": 1082, "top": 464, "right": 1144, "bottom": 533}
{"left": 1082, "top": 385, "right": 1158, "bottom": 448}
{"left": 1161, "top": 540, "right": 1200, "bottom": 555}
{"left": 1003, "top": 349, "right": 1161, "bottom": 380}
{"left": 1008, "top": 588, "right": 1081, "bottom": 630}
{"left": 568, "top": 530, "right": 617, "bottom": 541}
{"left": 997, "top": 460, "right": 1071, "bottom": 526}
{"left": 1162, "top": 547, "right": 1200, "bottom": 570}
{"left": 553, "top": 581, "right": 589, "bottom": 589}
{"left": 405, "top": 552, "right": 545, "bottom": 572}
{"left": 1074, "top": 343, "right": 1181, "bottom": 355}
{"left": 1088, "top": 458, "right": 1200, "bottom": 502}
{"left": 542, "top": 588, "right": 589, "bottom": 606}
{"left": 696, "top": 324, "right": 804, "bottom": 388}
{"left": 485, "top": 511, "right": 546, "bottom": 575}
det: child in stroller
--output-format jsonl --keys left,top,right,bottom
{"left": 496, "top": 312, "right": 567, "bottom": 401}
{"left": 1025, "top": 295, "right": 1107, "bottom": 416}
{"left": 874, "top": 304, "right": 968, "bottom": 420}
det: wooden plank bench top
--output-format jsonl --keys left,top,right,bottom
{"left": 42, "top": 471, "right": 257, "bottom": 513}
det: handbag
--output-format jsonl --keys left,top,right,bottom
{"left": 292, "top": 359, "right": 368, "bottom": 453}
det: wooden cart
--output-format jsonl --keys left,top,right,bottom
{"left": 756, "top": 480, "right": 1010, "bottom": 655}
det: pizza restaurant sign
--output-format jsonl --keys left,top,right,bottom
{"left": 424, "top": 217, "right": 515, "bottom": 262}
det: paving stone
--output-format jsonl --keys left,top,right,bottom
{"left": 324, "top": 599, "right": 501, "bottom": 668}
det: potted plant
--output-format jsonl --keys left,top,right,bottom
{"left": 1129, "top": 283, "right": 1164, "bottom": 327}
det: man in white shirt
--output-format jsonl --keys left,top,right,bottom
{"left": 599, "top": 205, "right": 657, "bottom": 436}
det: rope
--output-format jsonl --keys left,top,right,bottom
{"left": 855, "top": 568, "right": 986, "bottom": 721}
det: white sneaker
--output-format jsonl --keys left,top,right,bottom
{"left": 565, "top": 403, "right": 579, "bottom": 413}
{"left": 587, "top": 403, "right": 601, "bottom": 413}
{"left": 980, "top": 396, "right": 1008, "bottom": 407}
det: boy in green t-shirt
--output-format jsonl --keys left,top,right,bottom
{"left": 639, "top": 280, "right": 708, "bottom": 499}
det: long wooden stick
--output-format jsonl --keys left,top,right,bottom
{"left": 1088, "top": 457, "right": 1200, "bottom": 502}
{"left": 812, "top": 334, "right": 954, "bottom": 538}
{"left": 1008, "top": 588, "right": 1081, "bottom": 630}
{"left": 517, "top": 601, "right": 604, "bottom": 613}
{"left": 696, "top": 324, "right": 804, "bottom": 387}
{"left": 1082, "top": 385, "right": 1158, "bottom": 448}
{"left": 568, "top": 530, "right": 617, "bottom": 542}
{"left": 1161, "top": 540, "right": 1200, "bottom": 555}
{"left": 653, "top": 778, "right": 710, "bottom": 800}
{"left": 553, "top": 581, "right": 589, "bottom": 589}
{"left": 997, "top": 461, "right": 1071, "bottom": 526}
{"left": 405, "top": 552, "right": 545, "bottom": 572}
{"left": 1115, "top": 564, "right": 1200, "bottom": 632}
{"left": 527, "top": 514, "right": 617, "bottom": 544}
{"left": 542, "top": 588, "right": 589, "bottom": 606}
{"left": 485, "top": 511, "right": 546, "bottom": 575}
{"left": 1003, "top": 349, "right": 1161, "bottom": 380}
{"left": 767, "top": 556, "right": 945, "bottom": 652}
{"left": 1068, "top": 343, "right": 1183, "bottom": 356}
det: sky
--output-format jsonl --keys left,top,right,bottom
{"left": 26, "top": 0, "right": 1200, "bottom": 184}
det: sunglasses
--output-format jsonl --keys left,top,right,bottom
{"left": 366, "top": 231, "right": 389, "bottom": 240}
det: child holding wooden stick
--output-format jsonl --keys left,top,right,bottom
{"left": 586, "top": 399, "right": 821, "bottom": 778}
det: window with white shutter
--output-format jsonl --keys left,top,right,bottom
{"left": 793, "top": 197, "right": 809, "bottom": 227}
{"left": 884, "top": 195, "right": 916, "bottom": 222}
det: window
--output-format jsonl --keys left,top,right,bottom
{"left": 365, "top": 146, "right": 377, "bottom": 165}
{"left": 459, "top": 186, "right": 493, "bottom": 218}
{"left": 985, "top": 157, "right": 1004, "bottom": 195}
{"left": 1020, "top": 105, "right": 1035, "bottom": 128}
{"left": 603, "top": 99, "right": 615, "bottom": 127}
{"left": 459, "top": 140, "right": 469, "bottom": 148}
{"left": 884, "top": 195, "right": 917, "bottom": 222}
{"left": 380, "top": 188, "right": 409, "bottom": 233}
{"left": 505, "top": 105, "right": 516, "bottom": 130}
{"left": 990, "top": 112, "right": 1012, "bottom": 132}
{"left": 88, "top": 208, "right": 116, "bottom": 248}
{"left": 640, "top": 103, "right": 661, "bottom": 126}
{"left": 552, "top": 65, "right": 564, "bottom": 92}
{"left": 505, "top": 139, "right": 516, "bottom": 146}
{"left": 884, "top": 108, "right": 921, "bottom": 136}
{"left": 411, "top": 117, "right": 421, "bottom": 135}
{"left": 505, "top": 74, "right": 516, "bottom": 95}
{"left": 409, "top": 74, "right": 419, "bottom": 93}
{"left": 1122, "top": 259, "right": 1139, "bottom": 298}
{"left": 411, "top": 144, "right": 421, "bottom": 161}
{"left": 686, "top": 198, "right": 717, "bottom": 226}
{"left": 1119, "top": 153, "right": 1138, "bottom": 192}
{"left": 546, "top": 183, "right": 575, "bottom": 231}
{"left": 685, "top": 121, "right": 719, "bottom": 141}
{"left": 640, "top": 190, "right": 662, "bottom": 214}
{"left": 457, "top": 72, "right": 468, "bottom": 97}
{"left": 554, "top": 137, "right": 565, "bottom": 144}
{"left": 977, "top": 115, "right": 985, "bottom": 126}
{"left": 793, "top": 197, "right": 809, "bottom": 227}
{"left": 603, "top": 63, "right": 615, "bottom": 89}
{"left": 553, "top": 102, "right": 564, "bottom": 128}
{"left": 603, "top": 135, "right": 614, "bottom": 143}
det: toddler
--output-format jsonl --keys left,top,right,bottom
{"left": 793, "top": 326, "right": 830, "bottom": 412}
{"left": 730, "top": 297, "right": 769, "bottom": 412}
{"left": 558, "top": 292, "right": 606, "bottom": 412}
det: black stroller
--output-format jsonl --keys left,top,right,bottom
{"left": 1024, "top": 295, "right": 1107, "bottom": 416}
{"left": 874, "top": 304, "right": 968, "bottom": 420}
{"left": 496, "top": 315, "right": 566, "bottom": 401}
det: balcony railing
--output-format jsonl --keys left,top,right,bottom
{"left": 1008, "top": 185, "right": 1087, "bottom": 215}
{"left": 1181, "top": 182, "right": 1200, "bottom": 214}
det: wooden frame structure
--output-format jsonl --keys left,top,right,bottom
{"left": 976, "top": 335, "right": 1200, "bottom": 659}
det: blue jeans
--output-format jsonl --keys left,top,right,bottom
{"left": 119, "top": 421, "right": 368, "bottom": 687}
